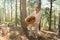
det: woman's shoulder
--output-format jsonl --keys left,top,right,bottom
{"left": 39, "top": 10, "right": 42, "bottom": 14}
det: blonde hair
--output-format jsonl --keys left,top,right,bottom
{"left": 35, "top": 6, "right": 40, "bottom": 10}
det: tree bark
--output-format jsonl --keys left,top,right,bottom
{"left": 15, "top": 0, "right": 17, "bottom": 26}
{"left": 39, "top": 0, "right": 41, "bottom": 30}
{"left": 58, "top": 13, "right": 60, "bottom": 34}
{"left": 4, "top": 0, "right": 6, "bottom": 23}
{"left": 11, "top": 0, "right": 12, "bottom": 22}
{"left": 0, "top": 11, "right": 1, "bottom": 23}
{"left": 20, "top": 0, "right": 29, "bottom": 38}
{"left": 38, "top": 0, "right": 41, "bottom": 9}
{"left": 54, "top": 10, "right": 56, "bottom": 30}
{"left": 49, "top": 0, "right": 52, "bottom": 30}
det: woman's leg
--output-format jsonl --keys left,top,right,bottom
{"left": 34, "top": 24, "right": 39, "bottom": 38}
{"left": 28, "top": 24, "right": 33, "bottom": 36}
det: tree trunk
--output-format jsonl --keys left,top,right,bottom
{"left": 38, "top": 0, "right": 41, "bottom": 9}
{"left": 39, "top": 0, "right": 41, "bottom": 30}
{"left": 0, "top": 11, "right": 1, "bottom": 23}
{"left": 28, "top": 0, "right": 30, "bottom": 15}
{"left": 11, "top": 0, "right": 12, "bottom": 22}
{"left": 49, "top": 0, "right": 52, "bottom": 30}
{"left": 4, "top": 0, "right": 6, "bottom": 23}
{"left": 58, "top": 13, "right": 60, "bottom": 35}
{"left": 20, "top": 0, "right": 29, "bottom": 38}
{"left": 15, "top": 0, "right": 17, "bottom": 26}
{"left": 54, "top": 10, "right": 56, "bottom": 30}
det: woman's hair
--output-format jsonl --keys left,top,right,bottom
{"left": 36, "top": 6, "right": 40, "bottom": 9}
{"left": 34, "top": 5, "right": 40, "bottom": 8}
{"left": 35, "top": 6, "right": 40, "bottom": 10}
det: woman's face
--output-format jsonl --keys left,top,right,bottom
{"left": 35, "top": 7, "right": 40, "bottom": 13}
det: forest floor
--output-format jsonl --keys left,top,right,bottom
{"left": 38, "top": 29, "right": 60, "bottom": 40}
{"left": 0, "top": 24, "right": 60, "bottom": 40}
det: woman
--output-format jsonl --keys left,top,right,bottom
{"left": 25, "top": 6, "right": 42, "bottom": 39}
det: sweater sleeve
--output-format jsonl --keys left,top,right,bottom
{"left": 25, "top": 11, "right": 34, "bottom": 21}
{"left": 34, "top": 11, "right": 42, "bottom": 24}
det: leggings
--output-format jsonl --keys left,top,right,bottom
{"left": 27, "top": 24, "right": 39, "bottom": 38}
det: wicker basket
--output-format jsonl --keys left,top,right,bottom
{"left": 25, "top": 16, "right": 35, "bottom": 25}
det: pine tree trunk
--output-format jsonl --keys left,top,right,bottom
{"left": 39, "top": 0, "right": 41, "bottom": 30}
{"left": 49, "top": 0, "right": 52, "bottom": 30}
{"left": 4, "top": 0, "right": 6, "bottom": 23}
{"left": 15, "top": 0, "right": 17, "bottom": 26}
{"left": 58, "top": 13, "right": 60, "bottom": 34}
{"left": 54, "top": 10, "right": 56, "bottom": 30}
{"left": 11, "top": 0, "right": 12, "bottom": 22}
{"left": 38, "top": 0, "right": 41, "bottom": 9}
{"left": 20, "top": 0, "right": 29, "bottom": 38}
{"left": 0, "top": 11, "right": 1, "bottom": 23}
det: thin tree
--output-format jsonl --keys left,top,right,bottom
{"left": 7, "top": 0, "right": 10, "bottom": 22}
{"left": 49, "top": 0, "right": 52, "bottom": 30}
{"left": 3, "top": 0, "right": 6, "bottom": 23}
{"left": 58, "top": 13, "right": 60, "bottom": 35}
{"left": 39, "top": 0, "right": 41, "bottom": 30}
{"left": 48, "top": 0, "right": 56, "bottom": 30}
{"left": 0, "top": 10, "right": 1, "bottom": 23}
{"left": 38, "top": 0, "right": 41, "bottom": 9}
{"left": 15, "top": 0, "right": 17, "bottom": 26}
{"left": 11, "top": 0, "right": 12, "bottom": 22}
{"left": 54, "top": 10, "right": 56, "bottom": 30}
